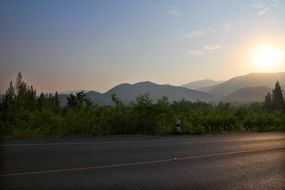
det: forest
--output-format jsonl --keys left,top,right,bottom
{"left": 1, "top": 73, "right": 284, "bottom": 138}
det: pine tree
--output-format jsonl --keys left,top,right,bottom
{"left": 15, "top": 72, "right": 22, "bottom": 95}
{"left": 54, "top": 91, "right": 60, "bottom": 112}
{"left": 67, "top": 93, "right": 77, "bottom": 108}
{"left": 3, "top": 81, "right": 15, "bottom": 109}
{"left": 272, "top": 81, "right": 284, "bottom": 111}
{"left": 264, "top": 92, "right": 272, "bottom": 112}
{"left": 1, "top": 81, "right": 16, "bottom": 122}
{"left": 37, "top": 92, "right": 46, "bottom": 111}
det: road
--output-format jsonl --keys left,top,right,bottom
{"left": 0, "top": 133, "right": 284, "bottom": 189}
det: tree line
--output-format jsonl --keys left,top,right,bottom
{"left": 264, "top": 81, "right": 285, "bottom": 112}
{"left": 0, "top": 73, "right": 284, "bottom": 138}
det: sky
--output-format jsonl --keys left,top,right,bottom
{"left": 1, "top": 0, "right": 285, "bottom": 93}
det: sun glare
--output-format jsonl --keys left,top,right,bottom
{"left": 253, "top": 46, "right": 283, "bottom": 71}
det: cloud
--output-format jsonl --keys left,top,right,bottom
{"left": 252, "top": 0, "right": 279, "bottom": 16}
{"left": 188, "top": 50, "right": 204, "bottom": 56}
{"left": 188, "top": 45, "right": 224, "bottom": 56}
{"left": 258, "top": 7, "right": 270, "bottom": 15}
{"left": 223, "top": 23, "right": 232, "bottom": 31}
{"left": 204, "top": 45, "right": 224, "bottom": 51}
{"left": 181, "top": 23, "right": 232, "bottom": 40}
{"left": 180, "top": 30, "right": 204, "bottom": 39}
{"left": 168, "top": 6, "right": 181, "bottom": 16}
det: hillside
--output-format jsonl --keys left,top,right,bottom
{"left": 204, "top": 72, "right": 285, "bottom": 97}
{"left": 182, "top": 79, "right": 223, "bottom": 90}
{"left": 104, "top": 81, "right": 213, "bottom": 104}
{"left": 221, "top": 87, "right": 272, "bottom": 103}
{"left": 59, "top": 82, "right": 214, "bottom": 106}
{"left": 57, "top": 72, "right": 285, "bottom": 105}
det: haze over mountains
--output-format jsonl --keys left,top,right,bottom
{"left": 200, "top": 73, "right": 285, "bottom": 97}
{"left": 221, "top": 87, "right": 272, "bottom": 103}
{"left": 57, "top": 72, "right": 285, "bottom": 105}
{"left": 182, "top": 79, "right": 223, "bottom": 90}
{"left": 190, "top": 73, "right": 285, "bottom": 103}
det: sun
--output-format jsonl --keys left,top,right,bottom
{"left": 253, "top": 46, "right": 283, "bottom": 71}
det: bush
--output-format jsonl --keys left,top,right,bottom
{"left": 1, "top": 89, "right": 284, "bottom": 138}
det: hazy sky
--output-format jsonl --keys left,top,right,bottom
{"left": 1, "top": 0, "right": 285, "bottom": 93}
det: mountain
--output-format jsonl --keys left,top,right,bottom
{"left": 197, "top": 83, "right": 221, "bottom": 93}
{"left": 204, "top": 72, "right": 285, "bottom": 98}
{"left": 57, "top": 72, "right": 285, "bottom": 106}
{"left": 104, "top": 81, "right": 213, "bottom": 104}
{"left": 182, "top": 79, "right": 223, "bottom": 90}
{"left": 221, "top": 87, "right": 272, "bottom": 103}
{"left": 58, "top": 81, "right": 214, "bottom": 106}
{"left": 86, "top": 91, "right": 106, "bottom": 104}
{"left": 59, "top": 90, "right": 86, "bottom": 94}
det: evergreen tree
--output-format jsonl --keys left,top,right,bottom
{"left": 272, "top": 81, "right": 284, "bottom": 111}
{"left": 1, "top": 81, "right": 16, "bottom": 116}
{"left": 15, "top": 72, "right": 22, "bottom": 95}
{"left": 54, "top": 91, "right": 60, "bottom": 112}
{"left": 4, "top": 81, "right": 15, "bottom": 106}
{"left": 16, "top": 81, "right": 37, "bottom": 111}
{"left": 67, "top": 93, "right": 77, "bottom": 108}
{"left": 76, "top": 91, "right": 88, "bottom": 107}
{"left": 0, "top": 81, "right": 16, "bottom": 123}
{"left": 264, "top": 92, "right": 272, "bottom": 112}
{"left": 37, "top": 92, "right": 46, "bottom": 111}
{"left": 67, "top": 91, "right": 91, "bottom": 109}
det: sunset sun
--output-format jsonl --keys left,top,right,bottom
{"left": 253, "top": 46, "right": 283, "bottom": 71}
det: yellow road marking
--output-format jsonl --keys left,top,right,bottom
{"left": 0, "top": 146, "right": 284, "bottom": 177}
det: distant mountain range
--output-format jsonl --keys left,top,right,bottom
{"left": 1, "top": 72, "right": 282, "bottom": 105}
{"left": 220, "top": 87, "right": 272, "bottom": 103}
{"left": 202, "top": 72, "right": 285, "bottom": 98}
{"left": 59, "top": 82, "right": 214, "bottom": 106}
{"left": 57, "top": 72, "right": 285, "bottom": 106}
{"left": 182, "top": 79, "right": 223, "bottom": 90}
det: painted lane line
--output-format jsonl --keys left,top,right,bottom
{"left": 0, "top": 146, "right": 284, "bottom": 177}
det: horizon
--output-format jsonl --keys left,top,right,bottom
{"left": 1, "top": 71, "right": 284, "bottom": 94}
{"left": 1, "top": 0, "right": 285, "bottom": 93}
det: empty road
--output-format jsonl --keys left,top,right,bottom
{"left": 1, "top": 133, "right": 285, "bottom": 189}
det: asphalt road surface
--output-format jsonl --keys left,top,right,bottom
{"left": 1, "top": 133, "right": 285, "bottom": 189}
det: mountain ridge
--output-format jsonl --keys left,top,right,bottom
{"left": 204, "top": 72, "right": 285, "bottom": 97}
{"left": 182, "top": 79, "right": 223, "bottom": 90}
{"left": 220, "top": 86, "right": 272, "bottom": 103}
{"left": 59, "top": 81, "right": 214, "bottom": 106}
{"left": 57, "top": 72, "right": 285, "bottom": 106}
